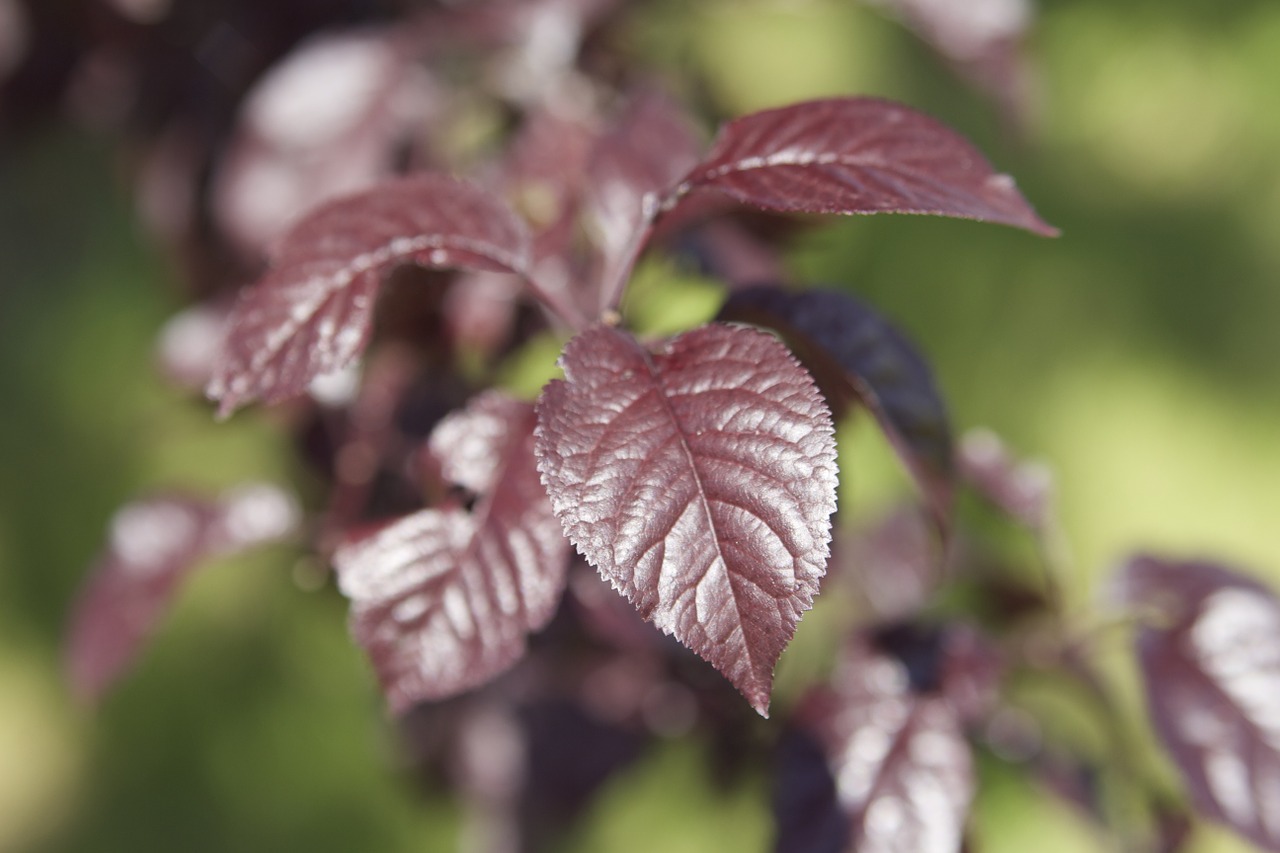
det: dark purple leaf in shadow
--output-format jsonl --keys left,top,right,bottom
{"left": 777, "top": 636, "right": 975, "bottom": 853}
{"left": 1114, "top": 555, "right": 1280, "bottom": 852}
{"left": 670, "top": 97, "right": 1057, "bottom": 235}
{"left": 517, "top": 698, "right": 650, "bottom": 849}
{"left": 720, "top": 286, "right": 955, "bottom": 529}
{"left": 535, "top": 323, "right": 838, "bottom": 716}
{"left": 334, "top": 392, "right": 570, "bottom": 712}
{"left": 212, "top": 28, "right": 434, "bottom": 257}
{"left": 958, "top": 428, "right": 1053, "bottom": 530}
{"left": 586, "top": 89, "right": 704, "bottom": 308}
{"left": 207, "top": 174, "right": 533, "bottom": 417}
{"left": 65, "top": 484, "right": 301, "bottom": 702}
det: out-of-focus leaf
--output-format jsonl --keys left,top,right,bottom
{"left": 670, "top": 97, "right": 1057, "bottom": 236}
{"left": 720, "top": 286, "right": 955, "bottom": 529}
{"left": 1114, "top": 555, "right": 1280, "bottom": 852}
{"left": 865, "top": 0, "right": 1036, "bottom": 125}
{"left": 65, "top": 484, "right": 301, "bottom": 702}
{"left": 334, "top": 392, "right": 570, "bottom": 712}
{"left": 206, "top": 174, "right": 532, "bottom": 416}
{"left": 776, "top": 634, "right": 975, "bottom": 853}
{"left": 587, "top": 90, "right": 704, "bottom": 310}
{"left": 534, "top": 323, "right": 838, "bottom": 716}
{"left": 957, "top": 427, "right": 1053, "bottom": 530}
{"left": 840, "top": 506, "right": 942, "bottom": 619}
{"left": 212, "top": 28, "right": 433, "bottom": 256}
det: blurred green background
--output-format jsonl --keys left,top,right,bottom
{"left": 1, "top": 0, "right": 1278, "bottom": 850}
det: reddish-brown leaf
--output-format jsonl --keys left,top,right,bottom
{"left": 65, "top": 485, "right": 301, "bottom": 702}
{"left": 776, "top": 635, "right": 975, "bottom": 853}
{"left": 1115, "top": 555, "right": 1280, "bottom": 852}
{"left": 207, "top": 174, "right": 532, "bottom": 416}
{"left": 534, "top": 323, "right": 838, "bottom": 716}
{"left": 720, "top": 286, "right": 955, "bottom": 529}
{"left": 334, "top": 393, "right": 570, "bottom": 712}
{"left": 671, "top": 97, "right": 1057, "bottom": 236}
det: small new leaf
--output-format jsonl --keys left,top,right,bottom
{"left": 534, "top": 323, "right": 839, "bottom": 716}
{"left": 334, "top": 393, "right": 569, "bottom": 712}
{"left": 1115, "top": 555, "right": 1280, "bottom": 853}
{"left": 720, "top": 287, "right": 955, "bottom": 529}
{"left": 672, "top": 97, "right": 1057, "bottom": 236}
{"left": 207, "top": 174, "right": 532, "bottom": 416}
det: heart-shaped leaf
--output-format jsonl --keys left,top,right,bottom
{"left": 65, "top": 484, "right": 300, "bottom": 702}
{"left": 1114, "top": 555, "right": 1280, "bottom": 852}
{"left": 534, "top": 323, "right": 838, "bottom": 716}
{"left": 334, "top": 392, "right": 570, "bottom": 712}
{"left": 720, "top": 286, "right": 955, "bottom": 529}
{"left": 207, "top": 173, "right": 533, "bottom": 417}
{"left": 670, "top": 97, "right": 1057, "bottom": 236}
{"left": 775, "top": 634, "right": 975, "bottom": 853}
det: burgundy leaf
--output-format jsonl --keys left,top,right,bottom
{"left": 587, "top": 90, "right": 704, "bottom": 310}
{"left": 534, "top": 323, "right": 838, "bottom": 716}
{"left": 65, "top": 485, "right": 301, "bottom": 702}
{"left": 334, "top": 392, "right": 570, "bottom": 712}
{"left": 670, "top": 97, "right": 1057, "bottom": 236}
{"left": 1114, "top": 555, "right": 1280, "bottom": 852}
{"left": 777, "top": 636, "right": 975, "bottom": 853}
{"left": 720, "top": 286, "right": 955, "bottom": 529}
{"left": 840, "top": 506, "right": 943, "bottom": 620}
{"left": 958, "top": 427, "right": 1053, "bottom": 530}
{"left": 206, "top": 174, "right": 534, "bottom": 417}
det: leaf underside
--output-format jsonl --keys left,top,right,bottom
{"left": 207, "top": 173, "right": 532, "bottom": 416}
{"left": 677, "top": 97, "right": 1057, "bottom": 236}
{"left": 1116, "top": 555, "right": 1280, "bottom": 852}
{"left": 720, "top": 286, "right": 955, "bottom": 529}
{"left": 334, "top": 392, "right": 569, "bottom": 712}
{"left": 534, "top": 323, "right": 839, "bottom": 716}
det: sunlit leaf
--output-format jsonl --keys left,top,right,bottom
{"left": 720, "top": 286, "right": 955, "bottom": 529}
{"left": 1115, "top": 555, "right": 1280, "bottom": 852}
{"left": 334, "top": 392, "right": 570, "bottom": 712}
{"left": 535, "top": 323, "right": 838, "bottom": 715}
{"left": 207, "top": 174, "right": 532, "bottom": 416}
{"left": 670, "top": 97, "right": 1057, "bottom": 235}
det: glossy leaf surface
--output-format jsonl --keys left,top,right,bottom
{"left": 1115, "top": 555, "right": 1280, "bottom": 852}
{"left": 207, "top": 174, "right": 532, "bottom": 416}
{"left": 334, "top": 392, "right": 569, "bottom": 712}
{"left": 672, "top": 97, "right": 1056, "bottom": 236}
{"left": 776, "top": 635, "right": 974, "bottom": 853}
{"left": 535, "top": 323, "right": 838, "bottom": 715}
{"left": 720, "top": 286, "right": 955, "bottom": 527}
{"left": 65, "top": 485, "right": 300, "bottom": 701}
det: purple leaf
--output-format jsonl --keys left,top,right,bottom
{"left": 587, "top": 90, "right": 704, "bottom": 310}
{"left": 1114, "top": 555, "right": 1280, "bottom": 852}
{"left": 334, "top": 392, "right": 570, "bottom": 712}
{"left": 839, "top": 506, "right": 943, "bottom": 619}
{"left": 720, "top": 286, "right": 955, "bottom": 529}
{"left": 958, "top": 427, "right": 1053, "bottom": 530}
{"left": 866, "top": 0, "right": 1036, "bottom": 126}
{"left": 534, "top": 323, "right": 838, "bottom": 716}
{"left": 65, "top": 485, "right": 301, "bottom": 702}
{"left": 777, "top": 636, "right": 975, "bottom": 853}
{"left": 670, "top": 97, "right": 1057, "bottom": 236}
{"left": 206, "top": 174, "right": 533, "bottom": 417}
